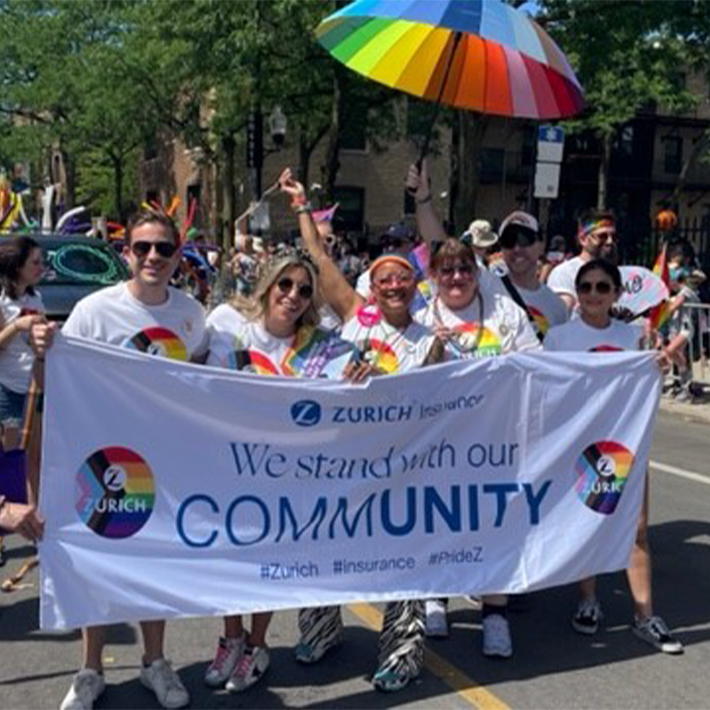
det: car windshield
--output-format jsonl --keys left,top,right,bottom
{"left": 40, "top": 241, "right": 127, "bottom": 286}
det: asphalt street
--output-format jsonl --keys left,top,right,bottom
{"left": 1, "top": 410, "right": 708, "bottom": 710}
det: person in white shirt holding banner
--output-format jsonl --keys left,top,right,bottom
{"left": 545, "top": 259, "right": 683, "bottom": 655}
{"left": 407, "top": 161, "right": 541, "bottom": 659}
{"left": 30, "top": 209, "right": 207, "bottom": 710}
{"left": 202, "top": 246, "right": 366, "bottom": 694}
{"left": 280, "top": 167, "right": 443, "bottom": 693}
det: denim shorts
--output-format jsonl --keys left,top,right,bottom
{"left": 0, "top": 382, "right": 27, "bottom": 428}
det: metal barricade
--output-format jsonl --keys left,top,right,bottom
{"left": 681, "top": 302, "right": 710, "bottom": 386}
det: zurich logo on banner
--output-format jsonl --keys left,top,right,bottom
{"left": 290, "top": 400, "right": 322, "bottom": 427}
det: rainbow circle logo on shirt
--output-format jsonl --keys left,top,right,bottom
{"left": 575, "top": 441, "right": 635, "bottom": 515}
{"left": 76, "top": 447, "right": 155, "bottom": 539}
{"left": 527, "top": 306, "right": 550, "bottom": 337}
{"left": 127, "top": 327, "right": 188, "bottom": 361}
{"left": 226, "top": 349, "right": 279, "bottom": 375}
{"left": 362, "top": 338, "right": 400, "bottom": 374}
{"left": 452, "top": 323, "right": 502, "bottom": 357}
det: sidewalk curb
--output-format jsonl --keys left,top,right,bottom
{"left": 659, "top": 399, "right": 710, "bottom": 426}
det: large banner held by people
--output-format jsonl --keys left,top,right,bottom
{"left": 39, "top": 336, "right": 660, "bottom": 630}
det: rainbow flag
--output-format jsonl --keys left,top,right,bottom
{"left": 649, "top": 241, "right": 670, "bottom": 331}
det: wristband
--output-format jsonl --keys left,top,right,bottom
{"left": 416, "top": 194, "right": 432, "bottom": 204}
{"left": 295, "top": 203, "right": 312, "bottom": 214}
{"left": 290, "top": 196, "right": 308, "bottom": 208}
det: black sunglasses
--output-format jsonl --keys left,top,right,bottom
{"left": 277, "top": 277, "right": 313, "bottom": 300}
{"left": 577, "top": 281, "right": 613, "bottom": 295}
{"left": 131, "top": 241, "right": 179, "bottom": 258}
{"left": 500, "top": 226, "right": 539, "bottom": 250}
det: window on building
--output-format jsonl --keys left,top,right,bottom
{"left": 341, "top": 110, "right": 368, "bottom": 152}
{"left": 614, "top": 125, "right": 634, "bottom": 157}
{"left": 521, "top": 127, "right": 535, "bottom": 166}
{"left": 663, "top": 136, "right": 683, "bottom": 174}
{"left": 481, "top": 148, "right": 505, "bottom": 179}
{"left": 333, "top": 186, "right": 365, "bottom": 232}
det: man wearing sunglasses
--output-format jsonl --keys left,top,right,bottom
{"left": 31, "top": 209, "right": 207, "bottom": 710}
{"left": 547, "top": 208, "right": 619, "bottom": 311}
{"left": 498, "top": 211, "right": 567, "bottom": 341}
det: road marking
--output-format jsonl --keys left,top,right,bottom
{"left": 348, "top": 603, "right": 511, "bottom": 710}
{"left": 650, "top": 460, "right": 710, "bottom": 486}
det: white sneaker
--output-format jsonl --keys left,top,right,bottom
{"left": 60, "top": 669, "right": 105, "bottom": 710}
{"left": 424, "top": 599, "right": 449, "bottom": 638}
{"left": 140, "top": 658, "right": 189, "bottom": 709}
{"left": 225, "top": 646, "right": 270, "bottom": 693}
{"left": 482, "top": 614, "right": 513, "bottom": 658}
{"left": 204, "top": 634, "right": 246, "bottom": 687}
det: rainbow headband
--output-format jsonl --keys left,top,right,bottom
{"left": 369, "top": 254, "right": 414, "bottom": 277}
{"left": 578, "top": 218, "right": 615, "bottom": 239}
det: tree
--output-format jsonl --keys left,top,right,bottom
{"left": 539, "top": 0, "right": 697, "bottom": 209}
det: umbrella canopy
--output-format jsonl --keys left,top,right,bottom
{"left": 316, "top": 0, "right": 584, "bottom": 120}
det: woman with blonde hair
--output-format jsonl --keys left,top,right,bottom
{"left": 203, "top": 246, "right": 358, "bottom": 694}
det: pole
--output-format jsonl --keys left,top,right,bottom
{"left": 418, "top": 31, "right": 463, "bottom": 165}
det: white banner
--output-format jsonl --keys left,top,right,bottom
{"left": 39, "top": 337, "right": 660, "bottom": 630}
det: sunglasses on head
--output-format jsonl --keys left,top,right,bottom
{"left": 500, "top": 226, "right": 539, "bottom": 250}
{"left": 276, "top": 277, "right": 313, "bottom": 300}
{"left": 131, "top": 241, "right": 179, "bottom": 258}
{"left": 577, "top": 280, "right": 614, "bottom": 295}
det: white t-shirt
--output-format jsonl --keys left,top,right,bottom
{"left": 544, "top": 318, "right": 643, "bottom": 352}
{"left": 206, "top": 304, "right": 354, "bottom": 378}
{"left": 0, "top": 290, "right": 45, "bottom": 393}
{"left": 62, "top": 282, "right": 207, "bottom": 361}
{"left": 547, "top": 256, "right": 585, "bottom": 299}
{"left": 515, "top": 284, "right": 568, "bottom": 340}
{"left": 341, "top": 305, "right": 438, "bottom": 374}
{"left": 416, "top": 290, "right": 541, "bottom": 359}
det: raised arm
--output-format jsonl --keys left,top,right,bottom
{"left": 406, "top": 159, "right": 447, "bottom": 246}
{"left": 279, "top": 168, "right": 364, "bottom": 323}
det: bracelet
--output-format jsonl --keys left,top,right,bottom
{"left": 290, "top": 196, "right": 308, "bottom": 208}
{"left": 416, "top": 194, "right": 432, "bottom": 204}
{"left": 295, "top": 203, "right": 312, "bottom": 215}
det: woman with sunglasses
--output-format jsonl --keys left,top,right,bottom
{"left": 545, "top": 259, "right": 683, "bottom": 655}
{"left": 0, "top": 236, "right": 45, "bottom": 449}
{"left": 203, "top": 247, "right": 361, "bottom": 694}
{"left": 414, "top": 237, "right": 540, "bottom": 657}
{"left": 279, "top": 167, "right": 443, "bottom": 693}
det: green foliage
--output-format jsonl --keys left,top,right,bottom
{"left": 539, "top": 0, "right": 698, "bottom": 137}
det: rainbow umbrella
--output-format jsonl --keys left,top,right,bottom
{"left": 316, "top": 0, "right": 584, "bottom": 123}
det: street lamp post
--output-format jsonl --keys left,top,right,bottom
{"left": 247, "top": 105, "right": 287, "bottom": 200}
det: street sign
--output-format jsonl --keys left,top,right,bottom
{"left": 534, "top": 162, "right": 561, "bottom": 199}
{"left": 537, "top": 125, "right": 565, "bottom": 163}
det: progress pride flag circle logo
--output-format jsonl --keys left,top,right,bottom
{"left": 575, "top": 441, "right": 634, "bottom": 515}
{"left": 76, "top": 446, "right": 155, "bottom": 539}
